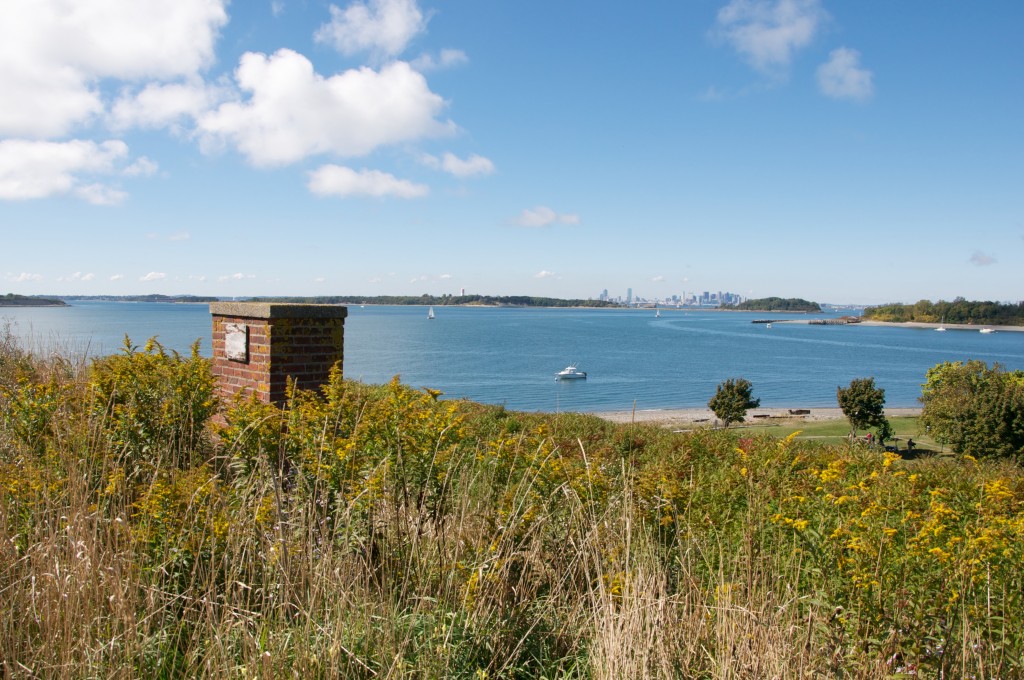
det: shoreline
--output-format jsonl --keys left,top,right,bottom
{"left": 857, "top": 319, "right": 1024, "bottom": 332}
{"left": 593, "top": 406, "right": 922, "bottom": 426}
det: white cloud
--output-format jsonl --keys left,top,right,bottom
{"left": 970, "top": 251, "right": 996, "bottom": 266}
{"left": 123, "top": 156, "right": 159, "bottom": 177}
{"left": 411, "top": 48, "right": 468, "bottom": 72}
{"left": 368, "top": 276, "right": 383, "bottom": 283}
{"left": 6, "top": 272, "right": 43, "bottom": 283}
{"left": 0, "top": 0, "right": 229, "bottom": 138}
{"left": 168, "top": 231, "right": 191, "bottom": 241}
{"left": 272, "top": 1, "right": 285, "bottom": 17}
{"left": 140, "top": 272, "right": 166, "bottom": 281}
{"left": 714, "top": 0, "right": 825, "bottom": 73}
{"left": 817, "top": 47, "right": 873, "bottom": 101}
{"left": 652, "top": 275, "right": 666, "bottom": 283}
{"left": 198, "top": 50, "right": 451, "bottom": 166}
{"left": 534, "top": 270, "right": 556, "bottom": 279}
{"left": 0, "top": 139, "right": 129, "bottom": 202}
{"left": 438, "top": 273, "right": 452, "bottom": 280}
{"left": 110, "top": 274, "right": 125, "bottom": 281}
{"left": 422, "top": 152, "right": 494, "bottom": 178}
{"left": 512, "top": 206, "right": 581, "bottom": 228}
{"left": 315, "top": 0, "right": 426, "bottom": 60}
{"left": 308, "top": 164, "right": 428, "bottom": 198}
{"left": 314, "top": 276, "right": 326, "bottom": 282}
{"left": 218, "top": 272, "right": 256, "bottom": 281}
{"left": 110, "top": 80, "right": 226, "bottom": 131}
{"left": 188, "top": 274, "right": 207, "bottom": 282}
{"left": 74, "top": 183, "right": 128, "bottom": 206}
{"left": 58, "top": 271, "right": 96, "bottom": 282}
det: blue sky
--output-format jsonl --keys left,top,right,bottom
{"left": 1, "top": 0, "right": 1021, "bottom": 304}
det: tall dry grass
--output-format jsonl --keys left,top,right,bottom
{"left": 2, "top": 334, "right": 1023, "bottom": 677}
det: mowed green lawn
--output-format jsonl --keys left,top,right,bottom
{"left": 740, "top": 416, "right": 947, "bottom": 454}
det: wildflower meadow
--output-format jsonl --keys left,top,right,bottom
{"left": 1, "top": 333, "right": 1022, "bottom": 677}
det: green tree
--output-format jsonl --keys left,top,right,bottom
{"left": 920, "top": 360, "right": 1024, "bottom": 460}
{"left": 708, "top": 378, "right": 760, "bottom": 428}
{"left": 837, "top": 378, "right": 889, "bottom": 438}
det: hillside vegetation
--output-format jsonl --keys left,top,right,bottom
{"left": 864, "top": 298, "right": 1024, "bottom": 326}
{"left": 1, "top": 334, "right": 1023, "bottom": 677}
{"left": 731, "top": 297, "right": 821, "bottom": 312}
{"left": 0, "top": 293, "right": 66, "bottom": 307}
{"left": 248, "top": 294, "right": 618, "bottom": 308}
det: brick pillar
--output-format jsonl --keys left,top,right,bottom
{"left": 210, "top": 303, "right": 348, "bottom": 405}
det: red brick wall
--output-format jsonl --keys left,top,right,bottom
{"left": 209, "top": 303, "right": 347, "bottom": 405}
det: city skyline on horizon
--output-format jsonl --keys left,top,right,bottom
{"left": 2, "top": 1, "right": 1022, "bottom": 306}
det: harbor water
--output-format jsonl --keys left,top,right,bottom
{"left": 4, "top": 302, "right": 1023, "bottom": 413}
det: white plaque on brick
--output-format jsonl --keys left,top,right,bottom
{"left": 225, "top": 323, "right": 249, "bottom": 362}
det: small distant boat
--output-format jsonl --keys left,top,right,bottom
{"left": 766, "top": 323, "right": 772, "bottom": 329}
{"left": 979, "top": 328, "right": 994, "bottom": 334}
{"left": 427, "top": 306, "right": 435, "bottom": 320}
{"left": 655, "top": 309, "right": 661, "bottom": 318}
{"left": 935, "top": 316, "right": 946, "bottom": 331}
{"left": 555, "top": 364, "right": 587, "bottom": 380}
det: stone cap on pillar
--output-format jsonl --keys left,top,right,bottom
{"left": 209, "top": 302, "right": 348, "bottom": 320}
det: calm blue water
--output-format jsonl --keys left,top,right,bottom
{"left": 4, "top": 301, "right": 1024, "bottom": 412}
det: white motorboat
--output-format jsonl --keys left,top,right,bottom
{"left": 935, "top": 326, "right": 946, "bottom": 332}
{"left": 556, "top": 364, "right": 587, "bottom": 380}
{"left": 979, "top": 328, "right": 994, "bottom": 334}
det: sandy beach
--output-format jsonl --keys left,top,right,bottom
{"left": 594, "top": 406, "right": 922, "bottom": 426}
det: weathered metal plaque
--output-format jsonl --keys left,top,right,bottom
{"left": 225, "top": 323, "right": 249, "bottom": 362}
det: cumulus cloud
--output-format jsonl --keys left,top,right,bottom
{"left": 74, "top": 183, "right": 128, "bottom": 206}
{"left": 308, "top": 164, "right": 428, "bottom": 198}
{"left": 110, "top": 80, "right": 227, "bottom": 131}
{"left": 198, "top": 50, "right": 451, "bottom": 166}
{"left": 6, "top": 272, "right": 43, "bottom": 283}
{"left": 421, "top": 152, "right": 494, "bottom": 177}
{"left": 970, "top": 251, "right": 996, "bottom": 266}
{"left": 219, "top": 272, "right": 256, "bottom": 281}
{"left": 438, "top": 273, "right": 453, "bottom": 280}
{"left": 58, "top": 272, "right": 95, "bottom": 282}
{"left": 140, "top": 272, "right": 166, "bottom": 281}
{"left": 109, "top": 274, "right": 125, "bottom": 281}
{"left": 714, "top": 0, "right": 825, "bottom": 73}
{"left": 0, "top": 139, "right": 129, "bottom": 203}
{"left": 511, "top": 206, "right": 580, "bottom": 228}
{"left": 411, "top": 49, "right": 468, "bottom": 72}
{"left": 652, "top": 275, "right": 666, "bottom": 283}
{"left": 315, "top": 0, "right": 426, "bottom": 60}
{"left": 0, "top": 0, "right": 228, "bottom": 138}
{"left": 534, "top": 270, "right": 556, "bottom": 279}
{"left": 123, "top": 156, "right": 159, "bottom": 177}
{"left": 817, "top": 47, "right": 873, "bottom": 101}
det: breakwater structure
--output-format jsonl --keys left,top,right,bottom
{"left": 209, "top": 302, "right": 348, "bottom": 405}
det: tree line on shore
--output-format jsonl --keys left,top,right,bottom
{"left": 864, "top": 298, "right": 1024, "bottom": 326}
{"left": 728, "top": 297, "right": 821, "bottom": 312}
{"left": 709, "top": 361, "right": 1024, "bottom": 461}
{"left": 247, "top": 294, "right": 618, "bottom": 308}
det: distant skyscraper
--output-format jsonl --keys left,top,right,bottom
{"left": 627, "top": 288, "right": 633, "bottom": 304}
